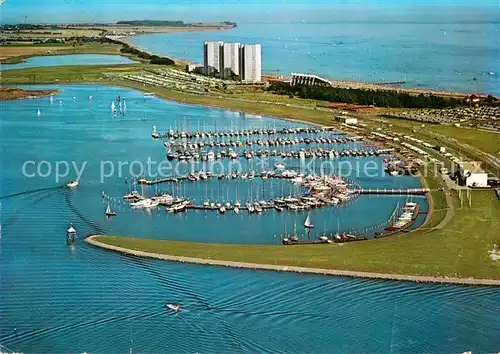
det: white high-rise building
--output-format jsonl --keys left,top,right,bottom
{"left": 239, "top": 44, "right": 261, "bottom": 83}
{"left": 221, "top": 42, "right": 240, "bottom": 79}
{"left": 203, "top": 41, "right": 223, "bottom": 76}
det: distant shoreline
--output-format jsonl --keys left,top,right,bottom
{"left": 0, "top": 87, "right": 59, "bottom": 100}
{"left": 121, "top": 33, "right": 487, "bottom": 99}
{"left": 85, "top": 236, "right": 500, "bottom": 286}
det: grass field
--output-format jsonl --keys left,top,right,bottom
{"left": 0, "top": 45, "right": 72, "bottom": 61}
{"left": 0, "top": 43, "right": 145, "bottom": 64}
{"left": 94, "top": 190, "right": 499, "bottom": 279}
{"left": 431, "top": 125, "right": 500, "bottom": 155}
{"left": 1, "top": 64, "right": 143, "bottom": 83}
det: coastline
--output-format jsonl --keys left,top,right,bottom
{"left": 85, "top": 236, "right": 500, "bottom": 286}
{"left": 0, "top": 87, "right": 59, "bottom": 100}
{"left": 120, "top": 33, "right": 491, "bottom": 99}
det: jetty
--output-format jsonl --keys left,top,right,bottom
{"left": 154, "top": 127, "right": 336, "bottom": 140}
{"left": 353, "top": 188, "right": 430, "bottom": 195}
{"left": 85, "top": 236, "right": 500, "bottom": 286}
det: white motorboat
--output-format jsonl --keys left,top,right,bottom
{"left": 166, "top": 303, "right": 181, "bottom": 312}
{"left": 153, "top": 194, "right": 174, "bottom": 204}
{"left": 67, "top": 180, "right": 79, "bottom": 188}
{"left": 130, "top": 199, "right": 159, "bottom": 209}
{"left": 123, "top": 191, "right": 141, "bottom": 200}
{"left": 275, "top": 162, "right": 286, "bottom": 170}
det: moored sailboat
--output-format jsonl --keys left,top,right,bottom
{"left": 105, "top": 202, "right": 117, "bottom": 217}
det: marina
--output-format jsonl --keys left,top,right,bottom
{"left": 1, "top": 84, "right": 496, "bottom": 353}
{"left": 1, "top": 0, "right": 499, "bottom": 350}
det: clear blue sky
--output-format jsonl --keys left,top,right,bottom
{"left": 1, "top": 0, "right": 497, "bottom": 24}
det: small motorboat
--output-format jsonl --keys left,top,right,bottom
{"left": 275, "top": 162, "right": 286, "bottom": 170}
{"left": 123, "top": 191, "right": 141, "bottom": 200}
{"left": 67, "top": 180, "right": 79, "bottom": 188}
{"left": 105, "top": 202, "right": 117, "bottom": 217}
{"left": 166, "top": 303, "right": 181, "bottom": 312}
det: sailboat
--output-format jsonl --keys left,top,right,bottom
{"left": 304, "top": 212, "right": 314, "bottom": 229}
{"left": 49, "top": 95, "right": 54, "bottom": 103}
{"left": 105, "top": 202, "right": 117, "bottom": 217}
{"left": 37, "top": 108, "right": 41, "bottom": 117}
{"left": 111, "top": 101, "right": 116, "bottom": 112}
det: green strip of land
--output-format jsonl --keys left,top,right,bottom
{"left": 94, "top": 190, "right": 499, "bottom": 280}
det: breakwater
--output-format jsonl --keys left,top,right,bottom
{"left": 85, "top": 236, "right": 500, "bottom": 286}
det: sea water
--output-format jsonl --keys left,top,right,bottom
{"left": 1, "top": 85, "right": 497, "bottom": 352}
{"left": 129, "top": 21, "right": 499, "bottom": 95}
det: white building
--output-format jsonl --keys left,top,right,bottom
{"left": 239, "top": 44, "right": 261, "bottom": 83}
{"left": 221, "top": 42, "right": 240, "bottom": 79}
{"left": 186, "top": 62, "right": 203, "bottom": 74}
{"left": 458, "top": 161, "right": 488, "bottom": 187}
{"left": 291, "top": 73, "right": 331, "bottom": 86}
{"left": 203, "top": 41, "right": 223, "bottom": 76}
{"left": 335, "top": 116, "right": 358, "bottom": 125}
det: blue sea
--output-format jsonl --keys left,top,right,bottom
{"left": 129, "top": 20, "right": 499, "bottom": 95}
{"left": 0, "top": 54, "right": 137, "bottom": 71}
{"left": 1, "top": 84, "right": 499, "bottom": 352}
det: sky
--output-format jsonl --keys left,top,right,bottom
{"left": 0, "top": 0, "right": 498, "bottom": 24}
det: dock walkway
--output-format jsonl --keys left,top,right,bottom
{"left": 353, "top": 188, "right": 430, "bottom": 195}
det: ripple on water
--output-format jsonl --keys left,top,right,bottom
{"left": 1, "top": 85, "right": 498, "bottom": 353}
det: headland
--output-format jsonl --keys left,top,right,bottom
{"left": 0, "top": 87, "right": 59, "bottom": 100}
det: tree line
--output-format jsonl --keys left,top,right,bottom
{"left": 267, "top": 83, "right": 465, "bottom": 109}
{"left": 116, "top": 42, "right": 175, "bottom": 65}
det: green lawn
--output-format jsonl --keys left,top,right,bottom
{"left": 431, "top": 125, "right": 500, "bottom": 155}
{"left": 95, "top": 190, "right": 499, "bottom": 279}
{"left": 2, "top": 64, "right": 143, "bottom": 83}
{"left": 0, "top": 42, "right": 146, "bottom": 64}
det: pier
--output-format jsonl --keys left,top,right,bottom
{"left": 154, "top": 127, "right": 331, "bottom": 140}
{"left": 163, "top": 148, "right": 383, "bottom": 162}
{"left": 352, "top": 188, "right": 430, "bottom": 195}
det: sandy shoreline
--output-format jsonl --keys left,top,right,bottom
{"left": 0, "top": 87, "right": 59, "bottom": 100}
{"left": 85, "top": 236, "right": 499, "bottom": 286}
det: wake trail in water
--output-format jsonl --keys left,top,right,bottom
{"left": 63, "top": 188, "right": 107, "bottom": 235}
{"left": 2, "top": 188, "right": 63, "bottom": 228}
{"left": 202, "top": 305, "right": 335, "bottom": 322}
{"left": 0, "top": 310, "right": 165, "bottom": 343}
{"left": 123, "top": 256, "right": 212, "bottom": 309}
{"left": 0, "top": 185, "right": 64, "bottom": 200}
